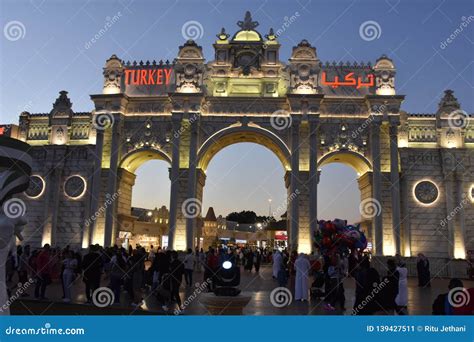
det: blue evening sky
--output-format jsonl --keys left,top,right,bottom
{"left": 1, "top": 0, "right": 473, "bottom": 223}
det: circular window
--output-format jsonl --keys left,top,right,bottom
{"left": 64, "top": 175, "right": 87, "bottom": 200}
{"left": 414, "top": 181, "right": 439, "bottom": 205}
{"left": 25, "top": 175, "right": 45, "bottom": 199}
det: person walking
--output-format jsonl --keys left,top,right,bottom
{"left": 272, "top": 250, "right": 282, "bottom": 279}
{"left": 395, "top": 261, "right": 408, "bottom": 314}
{"left": 62, "top": 250, "right": 78, "bottom": 302}
{"left": 183, "top": 248, "right": 195, "bottom": 287}
{"left": 254, "top": 250, "right": 262, "bottom": 273}
{"left": 167, "top": 251, "right": 184, "bottom": 310}
{"left": 109, "top": 249, "right": 127, "bottom": 304}
{"left": 82, "top": 245, "right": 103, "bottom": 303}
{"left": 417, "top": 253, "right": 431, "bottom": 287}
{"left": 34, "top": 244, "right": 53, "bottom": 300}
{"left": 294, "top": 253, "right": 310, "bottom": 301}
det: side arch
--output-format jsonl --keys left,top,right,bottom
{"left": 119, "top": 147, "right": 172, "bottom": 173}
{"left": 317, "top": 150, "right": 372, "bottom": 175}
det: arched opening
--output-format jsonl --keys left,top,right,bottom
{"left": 197, "top": 127, "right": 290, "bottom": 251}
{"left": 317, "top": 151, "right": 373, "bottom": 249}
{"left": 116, "top": 149, "right": 171, "bottom": 250}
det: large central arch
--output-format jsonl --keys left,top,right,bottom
{"left": 197, "top": 124, "right": 291, "bottom": 172}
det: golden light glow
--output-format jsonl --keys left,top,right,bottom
{"left": 376, "top": 87, "right": 395, "bottom": 96}
{"left": 383, "top": 244, "right": 395, "bottom": 256}
{"left": 469, "top": 185, "right": 474, "bottom": 203}
{"left": 318, "top": 150, "right": 372, "bottom": 175}
{"left": 197, "top": 125, "right": 291, "bottom": 171}
{"left": 454, "top": 247, "right": 466, "bottom": 259}
{"left": 119, "top": 148, "right": 172, "bottom": 173}
{"left": 298, "top": 236, "right": 312, "bottom": 254}
{"left": 412, "top": 179, "right": 440, "bottom": 206}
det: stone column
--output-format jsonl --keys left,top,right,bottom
{"left": 400, "top": 174, "right": 411, "bottom": 256}
{"left": 289, "top": 116, "right": 300, "bottom": 251}
{"left": 185, "top": 117, "right": 199, "bottom": 250}
{"left": 371, "top": 120, "right": 384, "bottom": 255}
{"left": 104, "top": 114, "right": 121, "bottom": 247}
{"left": 309, "top": 118, "right": 319, "bottom": 252}
{"left": 444, "top": 174, "right": 455, "bottom": 259}
{"left": 167, "top": 114, "right": 182, "bottom": 250}
{"left": 455, "top": 173, "right": 466, "bottom": 259}
{"left": 84, "top": 128, "right": 104, "bottom": 247}
{"left": 195, "top": 168, "right": 206, "bottom": 249}
{"left": 389, "top": 122, "right": 401, "bottom": 255}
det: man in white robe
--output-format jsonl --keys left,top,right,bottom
{"left": 294, "top": 253, "right": 310, "bottom": 301}
{"left": 272, "top": 251, "right": 282, "bottom": 278}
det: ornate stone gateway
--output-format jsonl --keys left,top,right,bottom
{"left": 14, "top": 12, "right": 473, "bottom": 259}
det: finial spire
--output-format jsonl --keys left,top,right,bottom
{"left": 237, "top": 11, "right": 259, "bottom": 30}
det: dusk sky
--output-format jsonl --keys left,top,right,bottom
{"left": 1, "top": 0, "right": 473, "bottom": 223}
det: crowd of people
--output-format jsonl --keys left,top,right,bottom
{"left": 5, "top": 243, "right": 473, "bottom": 315}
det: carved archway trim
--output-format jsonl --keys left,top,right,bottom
{"left": 119, "top": 147, "right": 171, "bottom": 173}
{"left": 197, "top": 125, "right": 291, "bottom": 171}
{"left": 317, "top": 150, "right": 372, "bottom": 175}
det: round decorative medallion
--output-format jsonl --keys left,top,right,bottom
{"left": 25, "top": 175, "right": 45, "bottom": 199}
{"left": 414, "top": 181, "right": 438, "bottom": 204}
{"left": 64, "top": 175, "right": 86, "bottom": 199}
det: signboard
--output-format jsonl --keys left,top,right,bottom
{"left": 123, "top": 65, "right": 175, "bottom": 96}
{"left": 275, "top": 230, "right": 288, "bottom": 240}
{"left": 320, "top": 65, "right": 375, "bottom": 96}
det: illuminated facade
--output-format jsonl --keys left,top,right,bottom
{"left": 13, "top": 12, "right": 473, "bottom": 260}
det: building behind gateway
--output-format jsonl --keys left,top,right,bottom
{"left": 9, "top": 12, "right": 474, "bottom": 269}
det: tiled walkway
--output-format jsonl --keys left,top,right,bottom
{"left": 9, "top": 265, "right": 474, "bottom": 315}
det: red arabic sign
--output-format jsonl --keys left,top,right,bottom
{"left": 275, "top": 231, "right": 288, "bottom": 241}
{"left": 124, "top": 68, "right": 173, "bottom": 86}
{"left": 321, "top": 71, "right": 374, "bottom": 89}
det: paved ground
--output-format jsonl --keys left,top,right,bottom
{"left": 9, "top": 265, "right": 474, "bottom": 315}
